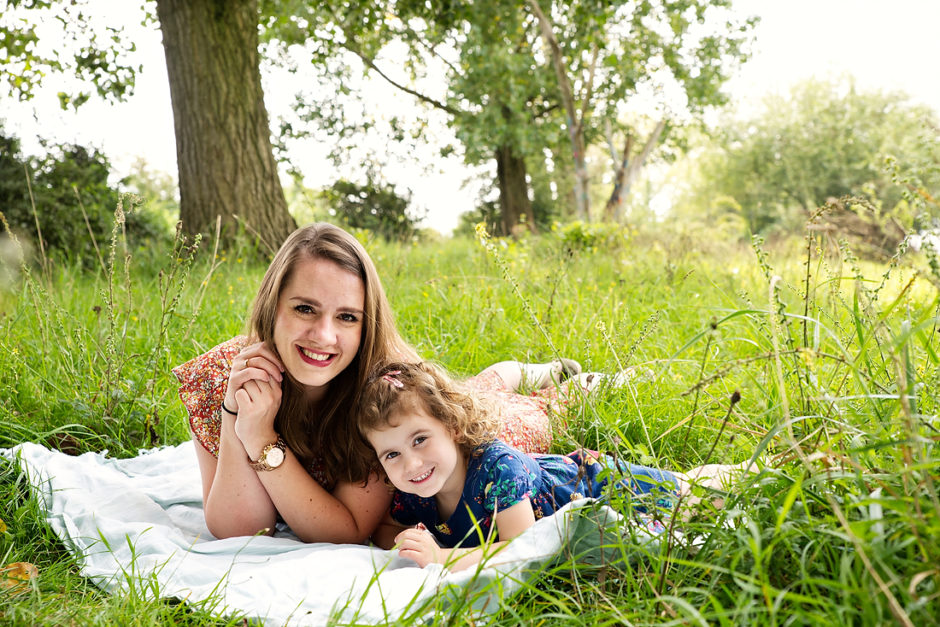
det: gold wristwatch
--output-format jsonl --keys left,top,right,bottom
{"left": 249, "top": 436, "right": 287, "bottom": 471}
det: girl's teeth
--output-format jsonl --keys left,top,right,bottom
{"left": 411, "top": 469, "right": 432, "bottom": 482}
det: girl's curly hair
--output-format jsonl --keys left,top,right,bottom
{"left": 356, "top": 361, "right": 501, "bottom": 466}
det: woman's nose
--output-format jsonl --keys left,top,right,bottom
{"left": 309, "top": 317, "right": 335, "bottom": 344}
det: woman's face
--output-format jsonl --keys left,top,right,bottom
{"left": 273, "top": 256, "right": 365, "bottom": 401}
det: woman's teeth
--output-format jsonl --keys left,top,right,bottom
{"left": 300, "top": 347, "right": 330, "bottom": 361}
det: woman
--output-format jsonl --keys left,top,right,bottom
{"left": 174, "top": 223, "right": 583, "bottom": 544}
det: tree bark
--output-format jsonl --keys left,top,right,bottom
{"left": 496, "top": 144, "right": 535, "bottom": 236}
{"left": 527, "top": 0, "right": 591, "bottom": 222}
{"left": 156, "top": 0, "right": 296, "bottom": 251}
{"left": 603, "top": 119, "right": 666, "bottom": 221}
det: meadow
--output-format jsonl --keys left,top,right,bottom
{"left": 0, "top": 212, "right": 938, "bottom": 625}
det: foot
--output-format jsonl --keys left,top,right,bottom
{"left": 521, "top": 359, "right": 582, "bottom": 389}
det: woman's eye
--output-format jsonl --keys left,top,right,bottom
{"left": 339, "top": 312, "right": 359, "bottom": 323}
{"left": 294, "top": 304, "right": 315, "bottom": 315}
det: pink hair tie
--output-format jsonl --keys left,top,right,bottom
{"left": 382, "top": 370, "right": 404, "bottom": 389}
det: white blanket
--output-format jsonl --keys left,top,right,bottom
{"left": 1, "top": 441, "right": 631, "bottom": 625}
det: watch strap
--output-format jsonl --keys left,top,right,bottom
{"left": 248, "top": 436, "right": 287, "bottom": 471}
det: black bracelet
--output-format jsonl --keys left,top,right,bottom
{"left": 221, "top": 402, "right": 238, "bottom": 416}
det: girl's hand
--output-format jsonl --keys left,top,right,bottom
{"left": 223, "top": 341, "right": 284, "bottom": 416}
{"left": 395, "top": 524, "right": 441, "bottom": 567}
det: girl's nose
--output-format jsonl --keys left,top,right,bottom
{"left": 404, "top": 453, "right": 422, "bottom": 472}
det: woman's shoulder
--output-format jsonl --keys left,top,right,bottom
{"left": 172, "top": 335, "right": 248, "bottom": 382}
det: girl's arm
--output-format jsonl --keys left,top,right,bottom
{"left": 395, "top": 498, "right": 536, "bottom": 571}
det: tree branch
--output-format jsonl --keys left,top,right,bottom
{"left": 340, "top": 31, "right": 459, "bottom": 116}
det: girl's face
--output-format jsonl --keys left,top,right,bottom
{"left": 366, "top": 402, "right": 466, "bottom": 504}
{"left": 273, "top": 256, "right": 364, "bottom": 401}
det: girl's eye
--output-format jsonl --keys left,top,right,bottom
{"left": 384, "top": 451, "right": 399, "bottom": 461}
{"left": 413, "top": 436, "right": 427, "bottom": 447}
{"left": 339, "top": 312, "right": 360, "bottom": 323}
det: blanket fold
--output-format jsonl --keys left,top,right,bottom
{"left": 1, "top": 441, "right": 625, "bottom": 625}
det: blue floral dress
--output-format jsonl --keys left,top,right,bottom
{"left": 388, "top": 440, "right": 679, "bottom": 548}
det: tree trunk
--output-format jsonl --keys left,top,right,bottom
{"left": 528, "top": 0, "right": 591, "bottom": 222}
{"left": 604, "top": 120, "right": 666, "bottom": 222}
{"left": 156, "top": 0, "right": 296, "bottom": 251}
{"left": 496, "top": 144, "right": 535, "bottom": 236}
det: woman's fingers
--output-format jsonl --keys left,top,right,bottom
{"left": 240, "top": 376, "right": 282, "bottom": 403}
{"left": 237, "top": 352, "right": 283, "bottom": 383}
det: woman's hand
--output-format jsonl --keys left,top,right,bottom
{"left": 223, "top": 341, "right": 284, "bottom": 416}
{"left": 222, "top": 342, "right": 284, "bottom": 456}
{"left": 395, "top": 524, "right": 441, "bottom": 567}
{"left": 234, "top": 374, "right": 282, "bottom": 459}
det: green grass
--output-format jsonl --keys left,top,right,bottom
{"left": 1, "top": 216, "right": 938, "bottom": 625}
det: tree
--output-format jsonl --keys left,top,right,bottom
{"left": 269, "top": 0, "right": 753, "bottom": 232}
{"left": 685, "top": 79, "right": 940, "bottom": 236}
{"left": 1, "top": 0, "right": 297, "bottom": 249}
{"left": 155, "top": 0, "right": 296, "bottom": 249}
{"left": 270, "top": 0, "right": 556, "bottom": 235}
{"left": 526, "top": 0, "right": 755, "bottom": 222}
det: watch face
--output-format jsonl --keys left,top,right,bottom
{"left": 266, "top": 447, "right": 285, "bottom": 468}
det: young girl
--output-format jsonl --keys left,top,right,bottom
{"left": 357, "top": 362, "right": 733, "bottom": 571}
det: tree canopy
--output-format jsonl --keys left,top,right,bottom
{"left": 3, "top": 0, "right": 756, "bottom": 245}
{"left": 681, "top": 78, "right": 940, "bottom": 236}
{"left": 266, "top": 0, "right": 755, "bottom": 232}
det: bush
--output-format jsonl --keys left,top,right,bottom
{"left": 322, "top": 173, "right": 423, "bottom": 242}
{"left": 0, "top": 129, "right": 171, "bottom": 269}
{"left": 554, "top": 220, "right": 633, "bottom": 252}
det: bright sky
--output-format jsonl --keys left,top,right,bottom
{"left": 3, "top": 0, "right": 938, "bottom": 235}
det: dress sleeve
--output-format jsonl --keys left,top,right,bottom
{"left": 171, "top": 336, "right": 248, "bottom": 457}
{"left": 479, "top": 444, "right": 538, "bottom": 514}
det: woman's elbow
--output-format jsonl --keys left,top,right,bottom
{"left": 204, "top": 504, "right": 275, "bottom": 539}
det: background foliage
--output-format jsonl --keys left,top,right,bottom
{"left": 0, "top": 127, "right": 172, "bottom": 269}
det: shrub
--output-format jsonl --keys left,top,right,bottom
{"left": 322, "top": 173, "right": 423, "bottom": 242}
{"left": 0, "top": 128, "right": 171, "bottom": 269}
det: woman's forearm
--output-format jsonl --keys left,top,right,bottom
{"left": 201, "top": 421, "right": 278, "bottom": 538}
{"left": 197, "top": 418, "right": 389, "bottom": 543}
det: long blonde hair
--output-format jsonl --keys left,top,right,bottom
{"left": 356, "top": 361, "right": 501, "bottom": 471}
{"left": 248, "top": 223, "right": 417, "bottom": 486}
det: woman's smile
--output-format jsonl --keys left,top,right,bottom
{"left": 273, "top": 256, "right": 365, "bottom": 399}
{"left": 297, "top": 346, "right": 336, "bottom": 366}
